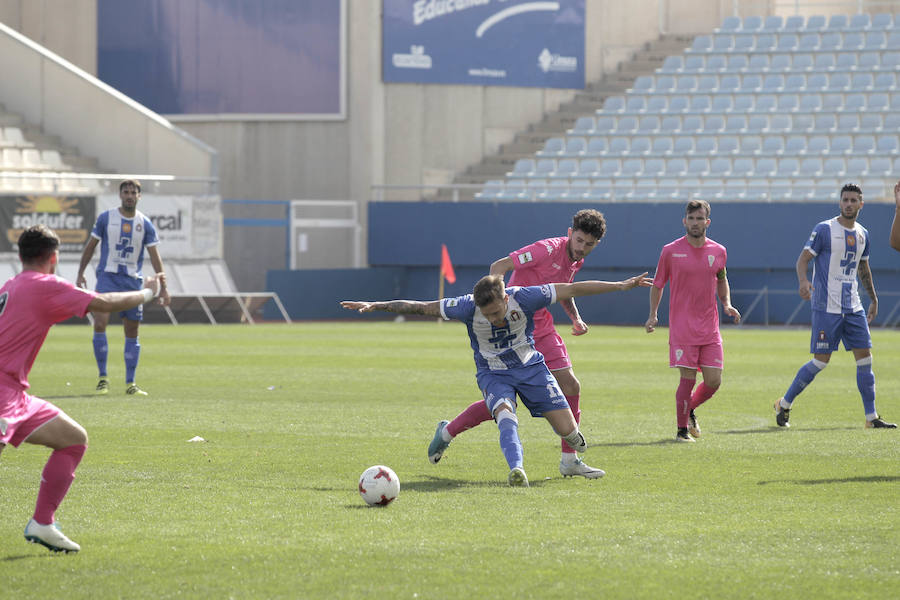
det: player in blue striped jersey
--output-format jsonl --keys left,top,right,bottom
{"left": 775, "top": 183, "right": 896, "bottom": 429}
{"left": 342, "top": 272, "right": 651, "bottom": 486}
{"left": 76, "top": 180, "right": 170, "bottom": 396}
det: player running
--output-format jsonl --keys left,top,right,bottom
{"left": 646, "top": 200, "right": 741, "bottom": 442}
{"left": 428, "top": 209, "right": 608, "bottom": 478}
{"left": 775, "top": 183, "right": 896, "bottom": 429}
{"left": 342, "top": 271, "right": 651, "bottom": 486}
{"left": 2, "top": 225, "right": 164, "bottom": 553}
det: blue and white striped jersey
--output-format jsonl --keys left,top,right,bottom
{"left": 440, "top": 285, "right": 557, "bottom": 372}
{"left": 91, "top": 208, "right": 159, "bottom": 279}
{"left": 805, "top": 217, "right": 870, "bottom": 314}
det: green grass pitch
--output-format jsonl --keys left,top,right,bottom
{"left": 1, "top": 322, "right": 897, "bottom": 598}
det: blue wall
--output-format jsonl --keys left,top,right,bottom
{"left": 267, "top": 201, "right": 900, "bottom": 325}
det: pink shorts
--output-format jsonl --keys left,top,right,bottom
{"left": 0, "top": 387, "right": 60, "bottom": 448}
{"left": 534, "top": 325, "right": 572, "bottom": 372}
{"left": 669, "top": 340, "right": 724, "bottom": 370}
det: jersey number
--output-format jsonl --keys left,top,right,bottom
{"left": 0, "top": 291, "right": 7, "bottom": 316}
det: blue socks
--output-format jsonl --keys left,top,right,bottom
{"left": 783, "top": 358, "right": 827, "bottom": 406}
{"left": 496, "top": 411, "right": 523, "bottom": 470}
{"left": 92, "top": 333, "right": 108, "bottom": 377}
{"left": 124, "top": 337, "right": 141, "bottom": 383}
{"left": 856, "top": 357, "right": 876, "bottom": 419}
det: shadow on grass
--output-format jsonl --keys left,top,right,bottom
{"left": 37, "top": 395, "right": 95, "bottom": 400}
{"left": 588, "top": 439, "right": 684, "bottom": 448}
{"left": 758, "top": 475, "right": 900, "bottom": 486}
{"left": 1, "top": 554, "right": 41, "bottom": 562}
{"left": 719, "top": 426, "right": 857, "bottom": 435}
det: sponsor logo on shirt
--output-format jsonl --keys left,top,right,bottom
{"left": 518, "top": 252, "right": 533, "bottom": 264}
{"left": 122, "top": 222, "right": 132, "bottom": 234}
{"left": 672, "top": 253, "right": 687, "bottom": 258}
{"left": 0, "top": 416, "right": 7, "bottom": 435}
{"left": 551, "top": 262, "right": 561, "bottom": 270}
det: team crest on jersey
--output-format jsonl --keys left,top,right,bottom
{"left": 675, "top": 349, "right": 683, "bottom": 360}
{"left": 818, "top": 330, "right": 826, "bottom": 341}
{"left": 518, "top": 252, "right": 533, "bottom": 264}
{"left": 708, "top": 255, "right": 715, "bottom": 267}
{"left": 509, "top": 310, "right": 522, "bottom": 322}
{"left": 136, "top": 222, "right": 143, "bottom": 233}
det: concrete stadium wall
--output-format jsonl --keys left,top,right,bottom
{"left": 267, "top": 201, "right": 900, "bottom": 325}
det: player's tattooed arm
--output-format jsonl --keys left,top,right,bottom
{"left": 858, "top": 261, "right": 877, "bottom": 302}
{"left": 340, "top": 300, "right": 441, "bottom": 316}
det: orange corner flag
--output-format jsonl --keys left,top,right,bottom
{"left": 440, "top": 244, "right": 456, "bottom": 284}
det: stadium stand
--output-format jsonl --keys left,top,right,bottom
{"left": 477, "top": 13, "right": 900, "bottom": 202}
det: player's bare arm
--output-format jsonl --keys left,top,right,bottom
{"left": 88, "top": 274, "right": 165, "bottom": 313}
{"left": 716, "top": 270, "right": 741, "bottom": 324}
{"left": 857, "top": 260, "right": 878, "bottom": 323}
{"left": 645, "top": 285, "right": 663, "bottom": 333}
{"left": 555, "top": 272, "right": 652, "bottom": 302}
{"left": 75, "top": 237, "right": 99, "bottom": 289}
{"left": 488, "top": 256, "right": 514, "bottom": 282}
{"left": 341, "top": 300, "right": 442, "bottom": 317}
{"left": 560, "top": 297, "right": 588, "bottom": 335}
{"left": 796, "top": 249, "right": 815, "bottom": 300}
{"left": 147, "top": 245, "right": 171, "bottom": 307}
{"left": 891, "top": 180, "right": 900, "bottom": 252}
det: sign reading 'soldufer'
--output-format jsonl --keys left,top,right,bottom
{"left": 383, "top": 0, "right": 585, "bottom": 89}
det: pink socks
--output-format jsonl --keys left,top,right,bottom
{"left": 33, "top": 444, "right": 86, "bottom": 525}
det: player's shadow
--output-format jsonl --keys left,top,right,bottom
{"left": 35, "top": 394, "right": 95, "bottom": 400}
{"left": 720, "top": 426, "right": 857, "bottom": 434}
{"left": 402, "top": 475, "right": 548, "bottom": 491}
{"left": 1, "top": 554, "right": 41, "bottom": 562}
{"left": 757, "top": 475, "right": 900, "bottom": 486}
{"left": 587, "top": 439, "right": 686, "bottom": 448}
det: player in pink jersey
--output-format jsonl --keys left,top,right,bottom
{"left": 428, "top": 209, "right": 608, "bottom": 478}
{"left": 891, "top": 180, "right": 900, "bottom": 252}
{"left": 1, "top": 225, "right": 164, "bottom": 553}
{"left": 645, "top": 200, "right": 741, "bottom": 442}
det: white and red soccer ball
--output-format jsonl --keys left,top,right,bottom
{"left": 358, "top": 465, "right": 400, "bottom": 506}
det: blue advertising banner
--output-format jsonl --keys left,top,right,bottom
{"left": 98, "top": 0, "right": 345, "bottom": 119}
{"left": 383, "top": 0, "right": 585, "bottom": 88}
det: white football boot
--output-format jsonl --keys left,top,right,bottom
{"left": 559, "top": 457, "right": 606, "bottom": 479}
{"left": 24, "top": 519, "right": 81, "bottom": 553}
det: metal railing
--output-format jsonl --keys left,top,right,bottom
{"left": 734, "top": 288, "right": 900, "bottom": 327}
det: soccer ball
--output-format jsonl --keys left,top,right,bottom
{"left": 358, "top": 465, "right": 400, "bottom": 506}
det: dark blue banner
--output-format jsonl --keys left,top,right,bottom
{"left": 98, "top": 0, "right": 344, "bottom": 117}
{"left": 383, "top": 0, "right": 585, "bottom": 88}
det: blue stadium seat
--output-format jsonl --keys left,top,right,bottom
{"left": 846, "top": 156, "right": 868, "bottom": 175}
{"left": 851, "top": 73, "right": 874, "bottom": 91}
{"left": 784, "top": 135, "right": 805, "bottom": 154}
{"left": 672, "top": 137, "right": 693, "bottom": 155}
{"left": 747, "top": 54, "right": 769, "bottom": 71}
{"left": 525, "top": 179, "right": 549, "bottom": 199}
{"left": 836, "top": 113, "right": 859, "bottom": 131}
{"left": 868, "top": 157, "right": 892, "bottom": 176}
{"left": 630, "top": 136, "right": 652, "bottom": 155}
{"left": 806, "top": 135, "right": 830, "bottom": 155}
{"left": 713, "top": 34, "right": 734, "bottom": 52}
{"left": 859, "top": 113, "right": 882, "bottom": 133}
{"left": 724, "top": 115, "right": 746, "bottom": 132}
{"left": 695, "top": 136, "right": 716, "bottom": 154}
{"left": 746, "top": 114, "right": 767, "bottom": 133}
{"left": 754, "top": 94, "right": 777, "bottom": 112}
{"left": 813, "top": 113, "right": 836, "bottom": 131}
{"left": 537, "top": 137, "right": 564, "bottom": 156}
{"left": 826, "top": 15, "right": 848, "bottom": 30}
{"left": 638, "top": 116, "right": 660, "bottom": 133}
{"left": 661, "top": 56, "right": 683, "bottom": 73}
{"left": 696, "top": 75, "right": 718, "bottom": 93}
{"left": 475, "top": 180, "right": 505, "bottom": 200}
{"left": 799, "top": 33, "right": 820, "bottom": 51}
{"left": 681, "top": 115, "right": 702, "bottom": 133}
{"left": 848, "top": 14, "right": 870, "bottom": 31}
{"left": 733, "top": 35, "right": 755, "bottom": 52}
{"left": 620, "top": 158, "right": 643, "bottom": 176}
{"left": 806, "top": 15, "right": 826, "bottom": 31}
{"left": 842, "top": 93, "right": 866, "bottom": 112}
{"left": 822, "top": 92, "right": 844, "bottom": 110}
{"left": 887, "top": 114, "right": 900, "bottom": 132}
{"left": 642, "top": 158, "right": 665, "bottom": 177}
{"left": 742, "top": 15, "right": 763, "bottom": 31}
{"left": 784, "top": 73, "right": 807, "bottom": 91}
{"left": 709, "top": 157, "right": 731, "bottom": 176}
{"left": 853, "top": 136, "right": 876, "bottom": 154}
{"left": 647, "top": 96, "right": 668, "bottom": 112}
{"left": 604, "top": 96, "right": 626, "bottom": 113}
{"left": 762, "top": 135, "right": 785, "bottom": 155}
{"left": 585, "top": 137, "right": 607, "bottom": 156}
{"left": 687, "top": 158, "right": 709, "bottom": 175}
{"left": 706, "top": 54, "right": 728, "bottom": 70}
{"left": 689, "top": 94, "right": 711, "bottom": 113}
{"left": 872, "top": 71, "right": 895, "bottom": 90}
{"left": 551, "top": 158, "right": 579, "bottom": 179}
{"left": 820, "top": 32, "right": 842, "bottom": 50}
{"left": 660, "top": 115, "right": 682, "bottom": 133}
{"left": 537, "top": 179, "right": 570, "bottom": 201}
{"left": 560, "top": 179, "right": 590, "bottom": 200}
{"left": 830, "top": 135, "right": 852, "bottom": 154}
{"left": 534, "top": 159, "right": 556, "bottom": 177}
{"left": 792, "top": 113, "right": 813, "bottom": 132}
{"left": 571, "top": 116, "right": 596, "bottom": 134}
{"left": 887, "top": 31, "right": 900, "bottom": 49}
{"left": 867, "top": 92, "right": 889, "bottom": 111}
{"left": 608, "top": 137, "right": 630, "bottom": 154}
{"left": 813, "top": 53, "right": 835, "bottom": 70}
{"left": 654, "top": 76, "right": 676, "bottom": 94}
{"left": 732, "top": 156, "right": 754, "bottom": 175}
{"left": 594, "top": 115, "right": 616, "bottom": 133}
{"left": 842, "top": 32, "right": 864, "bottom": 50}
{"left": 711, "top": 95, "right": 733, "bottom": 113}
{"left": 827, "top": 72, "right": 850, "bottom": 90}
{"left": 565, "top": 137, "right": 588, "bottom": 156}
{"left": 763, "top": 15, "right": 783, "bottom": 31}
{"left": 667, "top": 96, "right": 689, "bottom": 113}
{"left": 754, "top": 157, "right": 777, "bottom": 177}
{"left": 784, "top": 15, "right": 805, "bottom": 32}
{"left": 631, "top": 76, "right": 653, "bottom": 93}
{"left": 651, "top": 136, "right": 674, "bottom": 155}
{"left": 717, "top": 135, "right": 739, "bottom": 154}
{"left": 718, "top": 74, "right": 740, "bottom": 93}
{"left": 799, "top": 157, "right": 824, "bottom": 176}
{"left": 665, "top": 157, "right": 687, "bottom": 175}
{"left": 777, "top": 34, "right": 799, "bottom": 52}
{"left": 719, "top": 15, "right": 741, "bottom": 32}
{"left": 733, "top": 95, "right": 753, "bottom": 112}
{"left": 799, "top": 93, "right": 822, "bottom": 111}
{"left": 508, "top": 158, "right": 535, "bottom": 177}
{"left": 739, "top": 74, "right": 761, "bottom": 93}
{"left": 740, "top": 136, "right": 762, "bottom": 154}
{"left": 727, "top": 54, "right": 749, "bottom": 71}
{"left": 870, "top": 13, "right": 893, "bottom": 30}
{"left": 572, "top": 159, "right": 600, "bottom": 179}
{"left": 875, "top": 135, "right": 899, "bottom": 155}
{"left": 583, "top": 182, "right": 611, "bottom": 201}
{"left": 777, "top": 94, "right": 799, "bottom": 112}
{"left": 676, "top": 75, "right": 697, "bottom": 94}
{"left": 683, "top": 55, "right": 705, "bottom": 72}
{"left": 688, "top": 35, "right": 712, "bottom": 53}
{"left": 598, "top": 158, "right": 621, "bottom": 176}
{"left": 792, "top": 53, "right": 814, "bottom": 71}
{"left": 754, "top": 34, "right": 776, "bottom": 52}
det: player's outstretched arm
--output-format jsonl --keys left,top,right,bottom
{"left": 88, "top": 274, "right": 165, "bottom": 313}
{"left": 890, "top": 180, "right": 900, "bottom": 252}
{"left": 554, "top": 272, "right": 652, "bottom": 301}
{"left": 489, "top": 256, "right": 514, "bottom": 279}
{"left": 340, "top": 300, "right": 442, "bottom": 317}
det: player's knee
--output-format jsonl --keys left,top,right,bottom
{"left": 492, "top": 402, "right": 514, "bottom": 420}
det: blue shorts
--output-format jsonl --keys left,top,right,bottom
{"left": 810, "top": 309, "right": 871, "bottom": 354}
{"left": 476, "top": 362, "right": 570, "bottom": 418}
{"left": 96, "top": 271, "right": 144, "bottom": 321}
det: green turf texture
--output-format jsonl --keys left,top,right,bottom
{"left": 1, "top": 323, "right": 897, "bottom": 599}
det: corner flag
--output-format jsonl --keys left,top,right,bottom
{"left": 440, "top": 244, "right": 456, "bottom": 284}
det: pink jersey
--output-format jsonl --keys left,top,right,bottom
{"left": 509, "top": 236, "right": 583, "bottom": 333}
{"left": 652, "top": 236, "right": 727, "bottom": 346}
{"left": 0, "top": 271, "right": 96, "bottom": 392}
